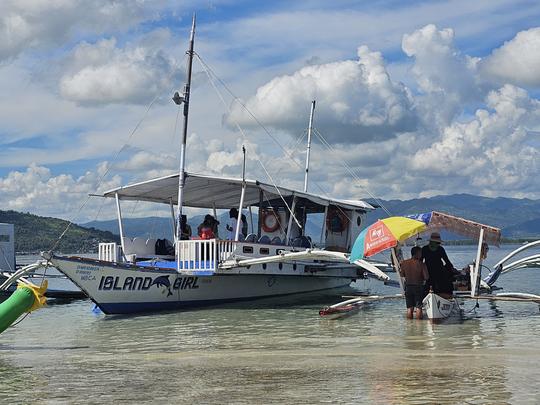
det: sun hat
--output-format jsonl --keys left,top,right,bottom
{"left": 429, "top": 232, "right": 443, "bottom": 243}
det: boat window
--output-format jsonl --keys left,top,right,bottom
{"left": 243, "top": 246, "right": 254, "bottom": 254}
{"left": 357, "top": 216, "right": 362, "bottom": 227}
{"left": 259, "top": 247, "right": 270, "bottom": 255}
{"left": 0, "top": 234, "right": 9, "bottom": 242}
{"left": 278, "top": 263, "right": 283, "bottom": 270}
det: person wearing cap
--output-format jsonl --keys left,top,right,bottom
{"left": 421, "top": 232, "right": 455, "bottom": 297}
{"left": 399, "top": 246, "right": 429, "bottom": 319}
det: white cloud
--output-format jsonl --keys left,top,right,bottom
{"left": 225, "top": 45, "right": 417, "bottom": 143}
{"left": 60, "top": 35, "right": 180, "bottom": 105}
{"left": 410, "top": 85, "right": 540, "bottom": 195}
{"left": 402, "top": 24, "right": 481, "bottom": 129}
{"left": 0, "top": 0, "right": 164, "bottom": 62}
{"left": 0, "top": 163, "right": 121, "bottom": 221}
{"left": 481, "top": 27, "right": 540, "bottom": 87}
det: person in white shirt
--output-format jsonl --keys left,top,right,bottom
{"left": 226, "top": 208, "right": 239, "bottom": 240}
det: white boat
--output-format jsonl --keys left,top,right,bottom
{"left": 0, "top": 223, "right": 85, "bottom": 299}
{"left": 37, "top": 17, "right": 390, "bottom": 314}
{"left": 422, "top": 292, "right": 462, "bottom": 321}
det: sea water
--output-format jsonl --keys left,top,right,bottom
{"left": 1, "top": 245, "right": 539, "bottom": 404}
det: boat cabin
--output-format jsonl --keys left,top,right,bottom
{"left": 98, "top": 172, "right": 374, "bottom": 269}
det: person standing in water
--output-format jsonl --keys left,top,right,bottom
{"left": 422, "top": 232, "right": 455, "bottom": 297}
{"left": 400, "top": 246, "right": 429, "bottom": 319}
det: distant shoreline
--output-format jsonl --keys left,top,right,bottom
{"left": 15, "top": 238, "right": 538, "bottom": 256}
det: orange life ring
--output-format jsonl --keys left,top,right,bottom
{"left": 262, "top": 210, "right": 280, "bottom": 232}
{"left": 326, "top": 207, "right": 349, "bottom": 233}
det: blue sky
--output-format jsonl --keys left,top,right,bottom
{"left": 1, "top": 0, "right": 540, "bottom": 222}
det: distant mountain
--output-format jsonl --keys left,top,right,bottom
{"left": 365, "top": 193, "right": 540, "bottom": 238}
{"left": 0, "top": 210, "right": 119, "bottom": 253}
{"left": 502, "top": 218, "right": 540, "bottom": 238}
{"left": 82, "top": 193, "right": 540, "bottom": 240}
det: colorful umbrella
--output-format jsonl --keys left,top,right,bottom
{"left": 349, "top": 216, "right": 427, "bottom": 261}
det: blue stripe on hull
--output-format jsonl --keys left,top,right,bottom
{"left": 97, "top": 285, "right": 349, "bottom": 314}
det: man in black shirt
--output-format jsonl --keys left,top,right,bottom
{"left": 421, "top": 232, "right": 454, "bottom": 296}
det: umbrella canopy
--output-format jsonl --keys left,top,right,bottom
{"left": 350, "top": 217, "right": 427, "bottom": 261}
{"left": 406, "top": 211, "right": 502, "bottom": 246}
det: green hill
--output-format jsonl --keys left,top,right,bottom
{"left": 0, "top": 210, "right": 119, "bottom": 253}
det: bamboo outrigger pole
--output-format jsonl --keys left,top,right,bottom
{"left": 174, "top": 14, "right": 196, "bottom": 244}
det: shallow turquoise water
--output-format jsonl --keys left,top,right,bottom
{"left": 1, "top": 245, "right": 540, "bottom": 404}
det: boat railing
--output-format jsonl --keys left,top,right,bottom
{"left": 217, "top": 240, "right": 237, "bottom": 261}
{"left": 176, "top": 239, "right": 218, "bottom": 272}
{"left": 98, "top": 242, "right": 119, "bottom": 263}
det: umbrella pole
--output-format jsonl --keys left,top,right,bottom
{"left": 391, "top": 247, "right": 404, "bottom": 293}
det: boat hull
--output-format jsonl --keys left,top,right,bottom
{"left": 49, "top": 255, "right": 356, "bottom": 314}
{"left": 423, "top": 292, "right": 462, "bottom": 321}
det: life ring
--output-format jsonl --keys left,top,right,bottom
{"left": 262, "top": 210, "right": 280, "bottom": 233}
{"left": 326, "top": 207, "right": 349, "bottom": 233}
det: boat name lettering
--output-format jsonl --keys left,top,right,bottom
{"left": 98, "top": 276, "right": 199, "bottom": 291}
{"left": 173, "top": 277, "right": 199, "bottom": 290}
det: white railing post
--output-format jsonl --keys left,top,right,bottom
{"left": 176, "top": 239, "right": 217, "bottom": 273}
{"left": 99, "top": 242, "right": 118, "bottom": 263}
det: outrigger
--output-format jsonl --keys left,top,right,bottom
{"left": 320, "top": 211, "right": 540, "bottom": 322}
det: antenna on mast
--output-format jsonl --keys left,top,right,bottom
{"left": 304, "top": 100, "right": 316, "bottom": 192}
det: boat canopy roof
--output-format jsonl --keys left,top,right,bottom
{"left": 101, "top": 172, "right": 374, "bottom": 213}
{"left": 411, "top": 211, "right": 502, "bottom": 246}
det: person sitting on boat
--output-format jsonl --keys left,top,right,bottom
{"left": 457, "top": 242, "right": 489, "bottom": 291}
{"left": 400, "top": 246, "right": 429, "bottom": 319}
{"left": 180, "top": 214, "right": 192, "bottom": 240}
{"left": 198, "top": 214, "right": 219, "bottom": 239}
{"left": 422, "top": 232, "right": 455, "bottom": 297}
{"left": 198, "top": 215, "right": 216, "bottom": 239}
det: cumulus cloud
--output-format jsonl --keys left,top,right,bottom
{"left": 480, "top": 27, "right": 540, "bottom": 88}
{"left": 0, "top": 163, "right": 121, "bottom": 220}
{"left": 0, "top": 0, "right": 162, "bottom": 62}
{"left": 410, "top": 85, "right": 540, "bottom": 195}
{"left": 402, "top": 24, "right": 481, "bottom": 129}
{"left": 60, "top": 35, "right": 180, "bottom": 105}
{"left": 225, "top": 45, "right": 417, "bottom": 143}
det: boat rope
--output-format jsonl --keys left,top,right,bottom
{"left": 313, "top": 128, "right": 392, "bottom": 216}
{"left": 47, "top": 53, "right": 189, "bottom": 253}
{"left": 195, "top": 53, "right": 301, "bottom": 228}
{"left": 9, "top": 312, "right": 30, "bottom": 328}
{"left": 195, "top": 53, "right": 385, "bottom": 227}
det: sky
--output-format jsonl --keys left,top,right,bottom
{"left": 1, "top": 0, "right": 540, "bottom": 223}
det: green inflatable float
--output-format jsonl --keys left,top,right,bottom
{"left": 0, "top": 280, "right": 47, "bottom": 334}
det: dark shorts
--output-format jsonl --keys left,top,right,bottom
{"left": 405, "top": 284, "right": 425, "bottom": 308}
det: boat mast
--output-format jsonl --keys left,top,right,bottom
{"left": 173, "top": 14, "right": 196, "bottom": 242}
{"left": 304, "top": 100, "right": 316, "bottom": 192}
